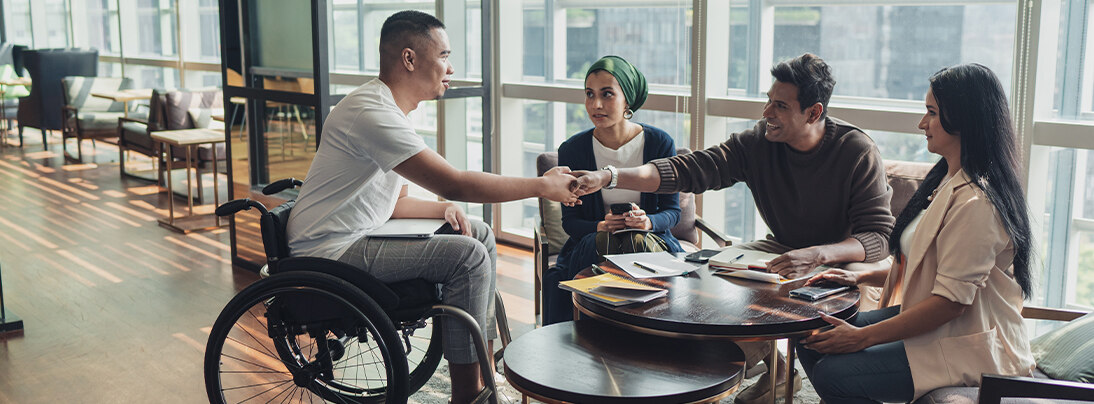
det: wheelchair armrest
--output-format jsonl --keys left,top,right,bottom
{"left": 977, "top": 374, "right": 1094, "bottom": 404}
{"left": 274, "top": 257, "right": 400, "bottom": 310}
{"left": 695, "top": 216, "right": 738, "bottom": 247}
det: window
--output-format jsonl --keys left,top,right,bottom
{"left": 3, "top": 0, "right": 34, "bottom": 46}
{"left": 1030, "top": 0, "right": 1094, "bottom": 310}
{"left": 72, "top": 0, "right": 120, "bottom": 54}
{"left": 724, "top": 3, "right": 1016, "bottom": 101}
{"left": 123, "top": 0, "right": 177, "bottom": 58}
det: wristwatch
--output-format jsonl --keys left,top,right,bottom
{"left": 601, "top": 165, "right": 619, "bottom": 190}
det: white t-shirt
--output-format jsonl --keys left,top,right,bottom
{"left": 593, "top": 131, "right": 644, "bottom": 211}
{"left": 287, "top": 79, "right": 427, "bottom": 259}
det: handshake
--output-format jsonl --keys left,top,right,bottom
{"left": 539, "top": 167, "right": 611, "bottom": 204}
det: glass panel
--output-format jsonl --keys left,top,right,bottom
{"left": 126, "top": 65, "right": 180, "bottom": 89}
{"left": 329, "top": 2, "right": 433, "bottom": 75}
{"left": 251, "top": 0, "right": 310, "bottom": 70}
{"left": 706, "top": 118, "right": 762, "bottom": 243}
{"left": 871, "top": 130, "right": 936, "bottom": 163}
{"left": 42, "top": 0, "right": 70, "bottom": 48}
{"left": 263, "top": 101, "right": 318, "bottom": 182}
{"left": 3, "top": 0, "right": 34, "bottom": 46}
{"left": 441, "top": 97, "right": 485, "bottom": 220}
{"left": 461, "top": 4, "right": 483, "bottom": 79}
{"left": 185, "top": 70, "right": 223, "bottom": 88}
{"left": 405, "top": 100, "right": 439, "bottom": 200}
{"left": 1050, "top": 0, "right": 1094, "bottom": 120}
{"left": 523, "top": 3, "right": 692, "bottom": 85}
{"left": 331, "top": 1, "right": 361, "bottom": 71}
{"left": 128, "top": 0, "right": 177, "bottom": 57}
{"left": 727, "top": 3, "right": 1016, "bottom": 101}
{"left": 180, "top": 0, "right": 221, "bottom": 62}
{"left": 73, "top": 0, "right": 119, "bottom": 53}
{"left": 1072, "top": 150, "right": 1094, "bottom": 309}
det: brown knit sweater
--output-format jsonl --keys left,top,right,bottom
{"left": 652, "top": 117, "right": 894, "bottom": 262}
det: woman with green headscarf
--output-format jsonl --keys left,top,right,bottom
{"left": 542, "top": 55, "right": 683, "bottom": 325}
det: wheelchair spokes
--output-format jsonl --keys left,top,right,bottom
{"left": 206, "top": 273, "right": 408, "bottom": 404}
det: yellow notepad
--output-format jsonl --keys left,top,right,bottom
{"left": 558, "top": 273, "right": 667, "bottom": 306}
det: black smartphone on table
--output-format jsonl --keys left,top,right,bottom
{"left": 789, "top": 283, "right": 851, "bottom": 301}
{"left": 684, "top": 249, "right": 721, "bottom": 263}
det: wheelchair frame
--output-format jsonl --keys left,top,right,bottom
{"left": 204, "top": 178, "right": 508, "bottom": 404}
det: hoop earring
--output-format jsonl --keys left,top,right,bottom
{"left": 623, "top": 109, "right": 633, "bottom": 120}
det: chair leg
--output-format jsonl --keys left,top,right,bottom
{"left": 41, "top": 129, "right": 47, "bottom": 151}
{"left": 18, "top": 124, "right": 23, "bottom": 148}
{"left": 119, "top": 146, "right": 126, "bottom": 177}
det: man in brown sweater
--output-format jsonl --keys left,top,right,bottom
{"left": 572, "top": 53, "right": 894, "bottom": 404}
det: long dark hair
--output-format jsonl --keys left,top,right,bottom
{"left": 889, "top": 63, "right": 1033, "bottom": 299}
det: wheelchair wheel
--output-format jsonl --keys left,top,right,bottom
{"left": 205, "top": 272, "right": 409, "bottom": 404}
{"left": 397, "top": 316, "right": 443, "bottom": 394}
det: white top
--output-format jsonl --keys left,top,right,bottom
{"left": 900, "top": 208, "right": 926, "bottom": 255}
{"left": 593, "top": 131, "right": 644, "bottom": 211}
{"left": 287, "top": 79, "right": 427, "bottom": 259}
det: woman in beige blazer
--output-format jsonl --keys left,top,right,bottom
{"left": 795, "top": 63, "right": 1036, "bottom": 403}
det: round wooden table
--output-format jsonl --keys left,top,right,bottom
{"left": 503, "top": 319, "right": 745, "bottom": 404}
{"left": 573, "top": 265, "right": 860, "bottom": 404}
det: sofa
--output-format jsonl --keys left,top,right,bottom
{"left": 117, "top": 88, "right": 225, "bottom": 181}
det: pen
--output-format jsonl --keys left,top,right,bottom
{"left": 631, "top": 261, "right": 659, "bottom": 274}
{"left": 728, "top": 253, "right": 744, "bottom": 264}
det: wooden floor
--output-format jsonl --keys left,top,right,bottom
{"left": 0, "top": 130, "right": 539, "bottom": 403}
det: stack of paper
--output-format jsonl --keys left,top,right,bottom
{"left": 559, "top": 273, "right": 668, "bottom": 306}
{"left": 708, "top": 247, "right": 790, "bottom": 284}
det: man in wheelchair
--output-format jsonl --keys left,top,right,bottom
{"left": 286, "top": 10, "right": 581, "bottom": 404}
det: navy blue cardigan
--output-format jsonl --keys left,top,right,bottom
{"left": 556, "top": 124, "right": 683, "bottom": 259}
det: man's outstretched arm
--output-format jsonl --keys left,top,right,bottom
{"left": 573, "top": 163, "right": 662, "bottom": 196}
{"left": 394, "top": 148, "right": 579, "bottom": 203}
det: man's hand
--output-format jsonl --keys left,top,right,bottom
{"left": 540, "top": 166, "right": 580, "bottom": 204}
{"left": 442, "top": 202, "right": 473, "bottom": 237}
{"left": 767, "top": 247, "right": 823, "bottom": 279}
{"left": 804, "top": 268, "right": 859, "bottom": 287}
{"left": 571, "top": 169, "right": 609, "bottom": 197}
{"left": 800, "top": 313, "right": 873, "bottom": 354}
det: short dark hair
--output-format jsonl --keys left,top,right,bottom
{"left": 379, "top": 10, "right": 445, "bottom": 55}
{"left": 770, "top": 53, "right": 835, "bottom": 119}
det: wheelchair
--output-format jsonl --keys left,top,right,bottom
{"left": 204, "top": 178, "right": 510, "bottom": 404}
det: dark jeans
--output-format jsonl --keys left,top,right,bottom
{"left": 796, "top": 305, "right": 915, "bottom": 404}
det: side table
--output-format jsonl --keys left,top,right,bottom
{"left": 150, "top": 128, "right": 227, "bottom": 233}
{"left": 504, "top": 319, "right": 744, "bottom": 403}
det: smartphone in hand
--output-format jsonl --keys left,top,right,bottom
{"left": 609, "top": 203, "right": 634, "bottom": 215}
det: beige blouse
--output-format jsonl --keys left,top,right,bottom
{"left": 880, "top": 169, "right": 1035, "bottom": 399}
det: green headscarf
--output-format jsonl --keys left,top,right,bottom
{"left": 585, "top": 56, "right": 647, "bottom": 112}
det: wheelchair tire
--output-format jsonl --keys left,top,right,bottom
{"left": 204, "top": 272, "right": 410, "bottom": 404}
{"left": 400, "top": 317, "right": 443, "bottom": 394}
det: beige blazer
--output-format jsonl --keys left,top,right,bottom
{"left": 880, "top": 170, "right": 1034, "bottom": 399}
